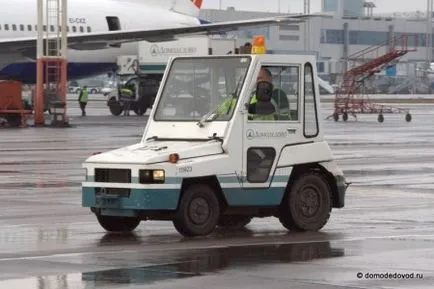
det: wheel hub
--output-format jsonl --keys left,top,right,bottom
{"left": 298, "top": 186, "right": 320, "bottom": 218}
{"left": 188, "top": 197, "right": 210, "bottom": 225}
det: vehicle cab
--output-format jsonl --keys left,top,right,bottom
{"left": 82, "top": 53, "right": 348, "bottom": 237}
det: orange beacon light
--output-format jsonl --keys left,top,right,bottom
{"left": 251, "top": 35, "right": 266, "bottom": 54}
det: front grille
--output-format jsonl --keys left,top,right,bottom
{"left": 94, "top": 168, "right": 131, "bottom": 197}
{"left": 95, "top": 168, "right": 131, "bottom": 183}
{"left": 95, "top": 187, "right": 130, "bottom": 197}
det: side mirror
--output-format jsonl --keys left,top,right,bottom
{"left": 248, "top": 81, "right": 275, "bottom": 116}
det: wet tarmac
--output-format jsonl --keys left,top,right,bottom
{"left": 0, "top": 98, "right": 433, "bottom": 288}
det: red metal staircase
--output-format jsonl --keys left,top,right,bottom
{"left": 330, "top": 34, "right": 417, "bottom": 122}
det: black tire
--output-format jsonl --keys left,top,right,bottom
{"left": 108, "top": 98, "right": 123, "bottom": 116}
{"left": 405, "top": 113, "right": 412, "bottom": 122}
{"left": 173, "top": 184, "right": 220, "bottom": 237}
{"left": 218, "top": 216, "right": 252, "bottom": 230}
{"left": 96, "top": 215, "right": 140, "bottom": 232}
{"left": 279, "top": 172, "right": 332, "bottom": 232}
{"left": 133, "top": 102, "right": 147, "bottom": 116}
{"left": 342, "top": 112, "right": 348, "bottom": 122}
{"left": 333, "top": 112, "right": 339, "bottom": 122}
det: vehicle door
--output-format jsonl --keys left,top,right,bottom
{"left": 239, "top": 62, "right": 305, "bottom": 206}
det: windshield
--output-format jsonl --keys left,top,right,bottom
{"left": 153, "top": 56, "right": 252, "bottom": 122}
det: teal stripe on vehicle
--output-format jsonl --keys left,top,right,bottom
{"left": 82, "top": 187, "right": 180, "bottom": 210}
{"left": 139, "top": 65, "right": 167, "bottom": 71}
{"left": 271, "top": 175, "right": 290, "bottom": 183}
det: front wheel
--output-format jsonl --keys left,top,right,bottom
{"left": 108, "top": 97, "right": 123, "bottom": 116}
{"left": 96, "top": 215, "right": 141, "bottom": 232}
{"left": 279, "top": 172, "right": 332, "bottom": 232}
{"left": 173, "top": 184, "right": 220, "bottom": 237}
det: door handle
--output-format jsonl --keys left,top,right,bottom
{"left": 287, "top": 128, "right": 297, "bottom": 134}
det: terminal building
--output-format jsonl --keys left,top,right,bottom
{"left": 199, "top": 0, "right": 434, "bottom": 92}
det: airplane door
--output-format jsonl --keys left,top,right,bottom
{"left": 240, "top": 64, "right": 302, "bottom": 206}
{"left": 106, "top": 16, "right": 121, "bottom": 48}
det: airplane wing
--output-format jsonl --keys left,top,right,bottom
{"left": 0, "top": 14, "right": 321, "bottom": 52}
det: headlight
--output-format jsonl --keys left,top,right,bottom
{"left": 153, "top": 170, "right": 165, "bottom": 181}
{"left": 139, "top": 169, "right": 165, "bottom": 184}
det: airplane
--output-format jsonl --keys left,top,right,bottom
{"left": 0, "top": 0, "right": 312, "bottom": 84}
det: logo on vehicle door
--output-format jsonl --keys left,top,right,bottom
{"left": 246, "top": 129, "right": 288, "bottom": 140}
{"left": 246, "top": 129, "right": 255, "bottom": 140}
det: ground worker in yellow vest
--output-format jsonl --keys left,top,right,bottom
{"left": 78, "top": 85, "right": 89, "bottom": 116}
{"left": 119, "top": 85, "right": 134, "bottom": 116}
{"left": 216, "top": 67, "right": 287, "bottom": 120}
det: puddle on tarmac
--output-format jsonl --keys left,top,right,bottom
{"left": 0, "top": 241, "right": 344, "bottom": 288}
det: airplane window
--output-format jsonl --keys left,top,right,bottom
{"left": 87, "top": 26, "right": 91, "bottom": 33}
{"left": 0, "top": 25, "right": 2, "bottom": 31}
{"left": 27, "top": 25, "right": 32, "bottom": 31}
{"left": 72, "top": 26, "right": 76, "bottom": 32}
{"left": 20, "top": 24, "right": 24, "bottom": 31}
{"left": 50, "top": 25, "right": 54, "bottom": 32}
{"left": 35, "top": 25, "right": 37, "bottom": 31}
{"left": 43, "top": 25, "right": 47, "bottom": 31}
{"left": 67, "top": 26, "right": 70, "bottom": 32}
{"left": 79, "top": 26, "right": 84, "bottom": 33}
{"left": 4, "top": 24, "right": 9, "bottom": 31}
{"left": 12, "top": 24, "right": 17, "bottom": 31}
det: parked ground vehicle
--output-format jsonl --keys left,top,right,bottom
{"left": 81, "top": 53, "right": 348, "bottom": 237}
{"left": 106, "top": 74, "right": 162, "bottom": 116}
{"left": 107, "top": 36, "right": 237, "bottom": 116}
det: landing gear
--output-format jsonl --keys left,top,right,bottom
{"left": 405, "top": 113, "right": 412, "bottom": 122}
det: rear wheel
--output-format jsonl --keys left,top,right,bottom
{"left": 96, "top": 215, "right": 141, "bottom": 232}
{"left": 279, "top": 172, "right": 332, "bottom": 232}
{"left": 173, "top": 184, "right": 220, "bottom": 237}
{"left": 108, "top": 97, "right": 123, "bottom": 116}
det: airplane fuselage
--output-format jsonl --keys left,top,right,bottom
{"left": 0, "top": 0, "right": 200, "bottom": 83}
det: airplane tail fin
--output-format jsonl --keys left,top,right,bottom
{"left": 145, "top": 0, "right": 202, "bottom": 17}
{"left": 173, "top": 0, "right": 203, "bottom": 17}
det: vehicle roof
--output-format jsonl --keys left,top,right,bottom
{"left": 168, "top": 53, "right": 317, "bottom": 65}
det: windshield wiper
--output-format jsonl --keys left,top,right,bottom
{"left": 196, "top": 75, "right": 244, "bottom": 128}
{"left": 146, "top": 136, "right": 158, "bottom": 141}
{"left": 196, "top": 107, "right": 219, "bottom": 128}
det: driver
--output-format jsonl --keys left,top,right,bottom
{"left": 215, "top": 67, "right": 276, "bottom": 120}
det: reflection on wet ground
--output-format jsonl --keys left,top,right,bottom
{"left": 82, "top": 241, "right": 344, "bottom": 287}
{"left": 0, "top": 240, "right": 344, "bottom": 289}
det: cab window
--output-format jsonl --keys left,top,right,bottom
{"left": 249, "top": 65, "right": 300, "bottom": 121}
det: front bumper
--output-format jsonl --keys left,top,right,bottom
{"left": 335, "top": 175, "right": 349, "bottom": 208}
{"left": 82, "top": 186, "right": 181, "bottom": 211}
